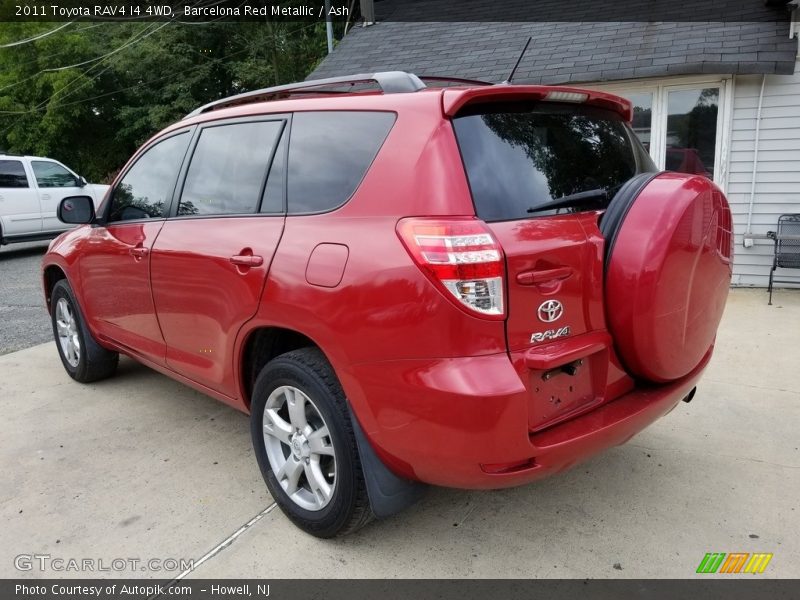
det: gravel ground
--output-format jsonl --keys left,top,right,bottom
{"left": 0, "top": 240, "right": 52, "bottom": 355}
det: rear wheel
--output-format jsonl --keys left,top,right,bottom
{"left": 50, "top": 279, "right": 118, "bottom": 382}
{"left": 250, "top": 348, "right": 373, "bottom": 537}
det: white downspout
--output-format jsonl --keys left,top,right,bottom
{"left": 743, "top": 73, "right": 766, "bottom": 245}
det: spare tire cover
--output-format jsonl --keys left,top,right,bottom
{"left": 603, "top": 172, "right": 733, "bottom": 383}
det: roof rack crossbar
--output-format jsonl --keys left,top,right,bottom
{"left": 185, "top": 71, "right": 426, "bottom": 119}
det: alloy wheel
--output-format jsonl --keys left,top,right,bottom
{"left": 55, "top": 297, "right": 80, "bottom": 368}
{"left": 262, "top": 385, "right": 337, "bottom": 511}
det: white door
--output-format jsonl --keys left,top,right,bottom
{"left": 0, "top": 159, "right": 41, "bottom": 236}
{"left": 30, "top": 159, "right": 84, "bottom": 233}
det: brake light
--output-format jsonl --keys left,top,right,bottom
{"left": 396, "top": 218, "right": 505, "bottom": 319}
{"left": 545, "top": 90, "right": 588, "bottom": 103}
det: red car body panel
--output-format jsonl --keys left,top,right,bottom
{"left": 339, "top": 348, "right": 709, "bottom": 488}
{"left": 42, "top": 83, "right": 731, "bottom": 489}
{"left": 79, "top": 221, "right": 167, "bottom": 365}
{"left": 149, "top": 217, "right": 285, "bottom": 396}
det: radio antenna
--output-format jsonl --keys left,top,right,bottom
{"left": 503, "top": 37, "right": 532, "bottom": 84}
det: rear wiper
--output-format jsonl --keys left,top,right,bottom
{"left": 527, "top": 188, "right": 610, "bottom": 213}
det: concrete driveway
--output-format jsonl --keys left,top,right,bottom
{"left": 1, "top": 288, "right": 798, "bottom": 579}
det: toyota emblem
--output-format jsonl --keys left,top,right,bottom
{"left": 537, "top": 300, "right": 563, "bottom": 323}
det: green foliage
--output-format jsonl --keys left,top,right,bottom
{"left": 0, "top": 20, "right": 338, "bottom": 181}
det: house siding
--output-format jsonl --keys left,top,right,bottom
{"left": 729, "top": 61, "right": 800, "bottom": 287}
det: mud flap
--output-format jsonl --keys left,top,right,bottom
{"left": 350, "top": 414, "right": 427, "bottom": 519}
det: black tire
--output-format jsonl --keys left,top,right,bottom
{"left": 250, "top": 348, "right": 373, "bottom": 538}
{"left": 50, "top": 279, "right": 118, "bottom": 383}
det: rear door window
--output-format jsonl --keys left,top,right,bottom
{"left": 179, "top": 120, "right": 284, "bottom": 217}
{"left": 452, "top": 104, "right": 654, "bottom": 222}
{"left": 0, "top": 160, "right": 29, "bottom": 188}
{"left": 287, "top": 111, "right": 395, "bottom": 214}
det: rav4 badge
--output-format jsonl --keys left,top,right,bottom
{"left": 530, "top": 326, "right": 571, "bottom": 344}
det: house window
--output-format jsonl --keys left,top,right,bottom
{"left": 589, "top": 79, "right": 728, "bottom": 187}
{"left": 665, "top": 88, "right": 719, "bottom": 180}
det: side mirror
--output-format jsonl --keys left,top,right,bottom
{"left": 58, "top": 196, "right": 95, "bottom": 224}
{"left": 78, "top": 175, "right": 88, "bottom": 187}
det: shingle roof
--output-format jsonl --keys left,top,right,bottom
{"left": 309, "top": 17, "right": 798, "bottom": 84}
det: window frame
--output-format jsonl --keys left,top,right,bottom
{"left": 168, "top": 114, "right": 290, "bottom": 221}
{"left": 102, "top": 126, "right": 196, "bottom": 226}
{"left": 587, "top": 75, "right": 733, "bottom": 192}
{"left": 0, "top": 159, "right": 30, "bottom": 189}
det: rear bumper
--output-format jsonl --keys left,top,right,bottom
{"left": 343, "top": 350, "right": 710, "bottom": 489}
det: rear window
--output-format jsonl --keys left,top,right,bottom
{"left": 0, "top": 160, "right": 28, "bottom": 188}
{"left": 452, "top": 103, "right": 653, "bottom": 222}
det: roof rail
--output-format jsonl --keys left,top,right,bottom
{"left": 185, "top": 71, "right": 427, "bottom": 119}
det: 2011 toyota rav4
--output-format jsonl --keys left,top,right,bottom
{"left": 41, "top": 72, "right": 732, "bottom": 538}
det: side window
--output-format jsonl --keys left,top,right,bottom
{"left": 179, "top": 121, "right": 284, "bottom": 217}
{"left": 31, "top": 161, "right": 79, "bottom": 188}
{"left": 287, "top": 111, "right": 396, "bottom": 214}
{"left": 108, "top": 132, "right": 190, "bottom": 223}
{"left": 0, "top": 160, "right": 29, "bottom": 188}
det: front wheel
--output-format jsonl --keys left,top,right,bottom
{"left": 50, "top": 279, "right": 118, "bottom": 383}
{"left": 250, "top": 348, "right": 373, "bottom": 537}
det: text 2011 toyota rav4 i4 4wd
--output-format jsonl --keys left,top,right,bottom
{"left": 42, "top": 72, "right": 732, "bottom": 537}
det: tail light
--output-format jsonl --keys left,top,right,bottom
{"left": 396, "top": 218, "right": 505, "bottom": 319}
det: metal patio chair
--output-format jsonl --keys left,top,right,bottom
{"left": 767, "top": 214, "right": 800, "bottom": 305}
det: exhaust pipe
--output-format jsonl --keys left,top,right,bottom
{"left": 681, "top": 387, "right": 697, "bottom": 403}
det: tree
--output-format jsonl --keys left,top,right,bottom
{"left": 0, "top": 18, "right": 341, "bottom": 181}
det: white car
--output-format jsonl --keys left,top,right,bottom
{"left": 0, "top": 154, "right": 109, "bottom": 245}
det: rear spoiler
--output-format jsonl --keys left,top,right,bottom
{"left": 442, "top": 85, "right": 633, "bottom": 122}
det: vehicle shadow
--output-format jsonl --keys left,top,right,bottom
{"left": 0, "top": 242, "right": 49, "bottom": 260}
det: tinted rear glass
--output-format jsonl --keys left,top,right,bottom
{"left": 453, "top": 104, "right": 653, "bottom": 222}
{"left": 287, "top": 111, "right": 395, "bottom": 214}
{"left": 179, "top": 120, "right": 284, "bottom": 216}
{"left": 0, "top": 160, "right": 28, "bottom": 188}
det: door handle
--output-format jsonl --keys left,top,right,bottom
{"left": 230, "top": 254, "right": 264, "bottom": 267}
{"left": 41, "top": 194, "right": 51, "bottom": 201}
{"left": 129, "top": 246, "right": 149, "bottom": 260}
{"left": 516, "top": 266, "right": 574, "bottom": 286}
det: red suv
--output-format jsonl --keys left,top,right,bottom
{"left": 42, "top": 72, "right": 732, "bottom": 537}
